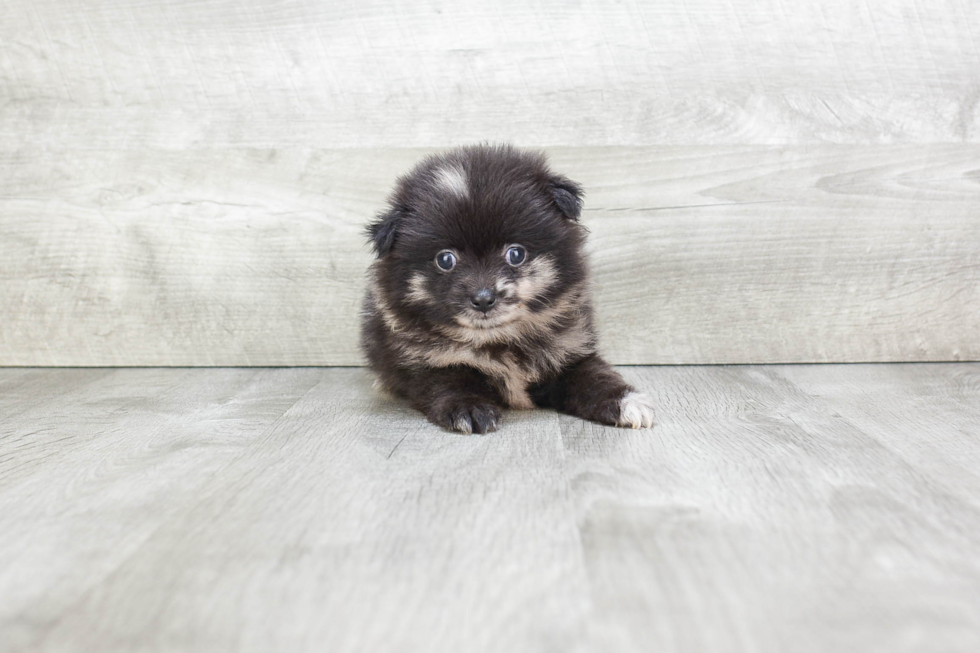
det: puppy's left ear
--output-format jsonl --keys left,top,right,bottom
{"left": 365, "top": 204, "right": 409, "bottom": 257}
{"left": 549, "top": 176, "right": 584, "bottom": 221}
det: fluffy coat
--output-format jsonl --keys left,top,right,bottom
{"left": 360, "top": 144, "right": 654, "bottom": 434}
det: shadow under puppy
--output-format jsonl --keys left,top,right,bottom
{"left": 361, "top": 144, "right": 654, "bottom": 434}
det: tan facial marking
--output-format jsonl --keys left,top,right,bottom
{"left": 376, "top": 249, "right": 593, "bottom": 410}
{"left": 495, "top": 278, "right": 516, "bottom": 299}
{"left": 406, "top": 272, "right": 431, "bottom": 304}
{"left": 441, "top": 281, "right": 590, "bottom": 352}
{"left": 368, "top": 266, "right": 406, "bottom": 333}
{"left": 514, "top": 255, "right": 558, "bottom": 302}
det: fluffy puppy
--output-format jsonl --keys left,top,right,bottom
{"left": 360, "top": 144, "right": 654, "bottom": 434}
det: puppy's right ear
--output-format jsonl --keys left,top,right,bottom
{"left": 366, "top": 204, "right": 409, "bottom": 257}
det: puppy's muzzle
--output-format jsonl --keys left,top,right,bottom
{"left": 470, "top": 288, "right": 497, "bottom": 314}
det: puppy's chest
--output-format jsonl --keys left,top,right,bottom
{"left": 435, "top": 343, "right": 541, "bottom": 410}
{"left": 394, "top": 302, "right": 595, "bottom": 408}
{"left": 433, "top": 325, "right": 590, "bottom": 408}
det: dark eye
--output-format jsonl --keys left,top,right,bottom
{"left": 435, "top": 250, "right": 457, "bottom": 271}
{"left": 505, "top": 245, "right": 526, "bottom": 267}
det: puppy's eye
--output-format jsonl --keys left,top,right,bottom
{"left": 435, "top": 250, "right": 457, "bottom": 271}
{"left": 505, "top": 245, "right": 527, "bottom": 267}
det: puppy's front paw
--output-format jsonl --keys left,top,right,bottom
{"left": 434, "top": 401, "right": 502, "bottom": 435}
{"left": 614, "top": 391, "right": 655, "bottom": 429}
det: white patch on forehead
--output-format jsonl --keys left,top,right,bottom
{"left": 433, "top": 165, "right": 469, "bottom": 199}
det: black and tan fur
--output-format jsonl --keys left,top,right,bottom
{"left": 360, "top": 144, "right": 654, "bottom": 434}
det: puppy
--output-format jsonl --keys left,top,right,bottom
{"left": 360, "top": 144, "right": 654, "bottom": 434}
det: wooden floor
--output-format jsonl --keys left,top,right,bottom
{"left": 1, "top": 365, "right": 979, "bottom": 653}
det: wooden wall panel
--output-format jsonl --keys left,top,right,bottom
{"left": 2, "top": 146, "right": 977, "bottom": 365}
{"left": 0, "top": 0, "right": 977, "bottom": 148}
{"left": 1, "top": 0, "right": 978, "bottom": 364}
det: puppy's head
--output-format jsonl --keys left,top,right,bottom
{"left": 367, "top": 144, "right": 588, "bottom": 339}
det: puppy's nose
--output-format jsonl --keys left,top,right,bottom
{"left": 470, "top": 288, "right": 497, "bottom": 313}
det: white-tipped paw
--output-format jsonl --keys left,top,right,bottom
{"left": 615, "top": 391, "right": 655, "bottom": 429}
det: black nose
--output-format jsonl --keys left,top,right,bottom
{"left": 470, "top": 288, "right": 497, "bottom": 313}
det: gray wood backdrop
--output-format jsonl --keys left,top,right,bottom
{"left": 1, "top": 0, "right": 978, "bottom": 366}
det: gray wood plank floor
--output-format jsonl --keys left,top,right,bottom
{"left": 1, "top": 365, "right": 978, "bottom": 653}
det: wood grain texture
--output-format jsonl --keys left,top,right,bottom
{"left": 0, "top": 368, "right": 588, "bottom": 652}
{"left": 2, "top": 146, "right": 978, "bottom": 365}
{"left": 1, "top": 365, "right": 979, "bottom": 652}
{"left": 3, "top": 0, "right": 979, "bottom": 364}
{"left": 573, "top": 365, "right": 980, "bottom": 652}
{"left": 1, "top": 0, "right": 978, "bottom": 147}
